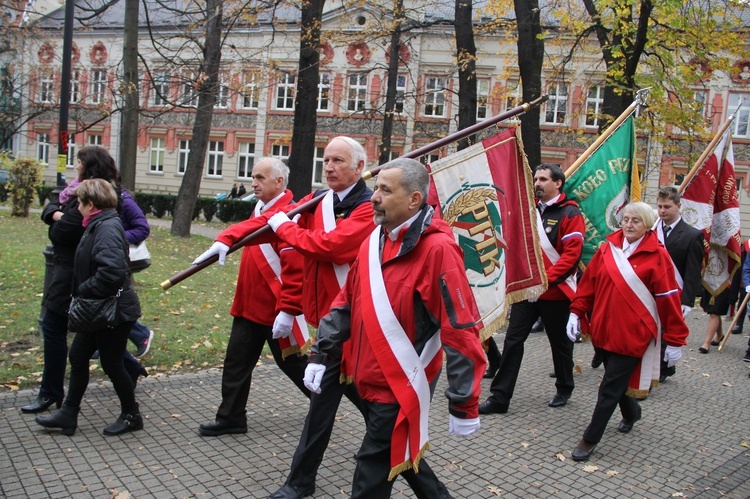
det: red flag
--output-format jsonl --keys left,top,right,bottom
{"left": 681, "top": 129, "right": 741, "bottom": 296}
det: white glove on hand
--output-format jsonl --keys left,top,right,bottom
{"left": 527, "top": 296, "right": 538, "bottom": 303}
{"left": 449, "top": 415, "right": 480, "bottom": 437}
{"left": 681, "top": 305, "right": 692, "bottom": 318}
{"left": 664, "top": 345, "right": 682, "bottom": 367}
{"left": 268, "top": 212, "right": 293, "bottom": 232}
{"left": 566, "top": 314, "right": 580, "bottom": 342}
{"left": 303, "top": 363, "right": 326, "bottom": 394}
{"left": 272, "top": 311, "right": 294, "bottom": 339}
{"left": 193, "top": 241, "right": 230, "bottom": 266}
{"left": 746, "top": 285, "right": 750, "bottom": 293}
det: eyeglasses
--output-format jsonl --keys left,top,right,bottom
{"left": 620, "top": 217, "right": 644, "bottom": 227}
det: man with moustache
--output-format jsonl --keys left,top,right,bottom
{"left": 195, "top": 136, "right": 374, "bottom": 499}
{"left": 480, "top": 163, "right": 585, "bottom": 414}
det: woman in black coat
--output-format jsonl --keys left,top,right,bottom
{"left": 36, "top": 179, "right": 143, "bottom": 436}
{"left": 22, "top": 147, "right": 147, "bottom": 414}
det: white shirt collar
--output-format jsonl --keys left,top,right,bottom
{"left": 540, "top": 193, "right": 561, "bottom": 207}
{"left": 257, "top": 191, "right": 286, "bottom": 213}
{"left": 335, "top": 183, "right": 356, "bottom": 202}
{"left": 386, "top": 211, "right": 422, "bottom": 242}
{"left": 622, "top": 235, "right": 644, "bottom": 257}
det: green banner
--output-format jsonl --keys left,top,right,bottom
{"left": 563, "top": 115, "right": 638, "bottom": 265}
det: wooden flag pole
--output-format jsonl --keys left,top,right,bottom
{"left": 719, "top": 291, "right": 749, "bottom": 351}
{"left": 677, "top": 115, "right": 736, "bottom": 194}
{"left": 564, "top": 88, "right": 648, "bottom": 179}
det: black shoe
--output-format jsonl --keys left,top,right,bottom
{"left": 199, "top": 420, "right": 248, "bottom": 437}
{"left": 530, "top": 318, "right": 544, "bottom": 333}
{"left": 548, "top": 393, "right": 570, "bottom": 407}
{"left": 483, "top": 367, "right": 498, "bottom": 379}
{"left": 35, "top": 405, "right": 79, "bottom": 436}
{"left": 591, "top": 351, "right": 603, "bottom": 369}
{"left": 268, "top": 483, "right": 315, "bottom": 499}
{"left": 21, "top": 396, "right": 62, "bottom": 414}
{"left": 549, "top": 372, "right": 557, "bottom": 378}
{"left": 658, "top": 374, "right": 667, "bottom": 383}
{"left": 743, "top": 352, "right": 750, "bottom": 363}
{"left": 478, "top": 399, "right": 509, "bottom": 415}
{"left": 572, "top": 440, "right": 597, "bottom": 462}
{"left": 732, "top": 325, "right": 743, "bottom": 335}
{"left": 617, "top": 411, "right": 641, "bottom": 433}
{"left": 131, "top": 367, "right": 148, "bottom": 388}
{"left": 103, "top": 412, "right": 144, "bottom": 436}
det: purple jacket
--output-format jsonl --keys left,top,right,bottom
{"left": 120, "top": 190, "right": 150, "bottom": 245}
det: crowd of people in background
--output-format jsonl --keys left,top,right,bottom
{"left": 18, "top": 141, "right": 750, "bottom": 497}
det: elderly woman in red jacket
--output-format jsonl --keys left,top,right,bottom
{"left": 566, "top": 201, "right": 689, "bottom": 461}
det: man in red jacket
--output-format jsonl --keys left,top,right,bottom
{"left": 195, "top": 136, "right": 374, "bottom": 499}
{"left": 304, "top": 158, "right": 485, "bottom": 498}
{"left": 480, "top": 163, "right": 585, "bottom": 414}
{"left": 195, "top": 158, "right": 310, "bottom": 437}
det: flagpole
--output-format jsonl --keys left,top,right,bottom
{"left": 564, "top": 88, "right": 649, "bottom": 179}
{"left": 678, "top": 114, "right": 737, "bottom": 194}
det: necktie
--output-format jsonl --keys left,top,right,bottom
{"left": 333, "top": 193, "right": 341, "bottom": 207}
{"left": 663, "top": 224, "right": 671, "bottom": 240}
{"left": 537, "top": 201, "right": 545, "bottom": 214}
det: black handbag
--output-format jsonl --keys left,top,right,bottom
{"left": 67, "top": 289, "right": 121, "bottom": 333}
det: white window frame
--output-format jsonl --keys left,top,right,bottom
{"left": 152, "top": 72, "right": 170, "bottom": 107}
{"left": 275, "top": 73, "right": 296, "bottom": 110}
{"left": 312, "top": 145, "right": 325, "bottom": 186}
{"left": 347, "top": 73, "right": 368, "bottom": 113}
{"left": 214, "top": 77, "right": 229, "bottom": 109}
{"left": 37, "top": 133, "right": 50, "bottom": 164}
{"left": 90, "top": 69, "right": 106, "bottom": 104}
{"left": 424, "top": 76, "right": 448, "bottom": 118}
{"left": 206, "top": 140, "right": 224, "bottom": 177}
{"left": 477, "top": 78, "right": 490, "bottom": 120}
{"left": 729, "top": 93, "right": 750, "bottom": 138}
{"left": 544, "top": 82, "right": 568, "bottom": 125}
{"left": 149, "top": 137, "right": 165, "bottom": 173}
{"left": 237, "top": 142, "right": 255, "bottom": 179}
{"left": 181, "top": 74, "right": 198, "bottom": 108}
{"left": 87, "top": 134, "right": 102, "bottom": 146}
{"left": 585, "top": 86, "right": 604, "bottom": 128}
{"left": 271, "top": 144, "right": 290, "bottom": 162}
{"left": 317, "top": 72, "right": 331, "bottom": 112}
{"left": 70, "top": 69, "right": 80, "bottom": 104}
{"left": 177, "top": 139, "right": 191, "bottom": 175}
{"left": 38, "top": 71, "right": 54, "bottom": 104}
{"left": 241, "top": 72, "right": 259, "bottom": 110}
{"left": 65, "top": 135, "right": 76, "bottom": 169}
{"left": 395, "top": 74, "right": 407, "bottom": 114}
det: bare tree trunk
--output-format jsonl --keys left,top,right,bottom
{"left": 287, "top": 0, "right": 325, "bottom": 199}
{"left": 118, "top": 0, "right": 139, "bottom": 191}
{"left": 171, "top": 0, "right": 223, "bottom": 237}
{"left": 378, "top": 0, "right": 404, "bottom": 165}
{"left": 514, "top": 0, "right": 543, "bottom": 168}
{"left": 455, "top": 0, "right": 477, "bottom": 151}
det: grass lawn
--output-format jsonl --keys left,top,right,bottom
{"left": 0, "top": 209, "right": 245, "bottom": 392}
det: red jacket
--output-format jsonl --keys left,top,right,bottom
{"left": 537, "top": 193, "right": 585, "bottom": 301}
{"left": 570, "top": 230, "right": 689, "bottom": 357}
{"left": 217, "top": 180, "right": 374, "bottom": 327}
{"left": 312, "top": 207, "right": 485, "bottom": 419}
{"left": 229, "top": 190, "right": 303, "bottom": 325}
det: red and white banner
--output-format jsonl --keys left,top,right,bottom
{"left": 681, "top": 129, "right": 742, "bottom": 297}
{"left": 428, "top": 127, "right": 547, "bottom": 339}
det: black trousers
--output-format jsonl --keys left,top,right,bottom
{"left": 216, "top": 316, "right": 309, "bottom": 426}
{"left": 488, "top": 299, "right": 574, "bottom": 404}
{"left": 350, "top": 400, "right": 452, "bottom": 499}
{"left": 286, "top": 356, "right": 363, "bottom": 490}
{"left": 66, "top": 321, "right": 138, "bottom": 414}
{"left": 582, "top": 350, "right": 641, "bottom": 445}
{"left": 485, "top": 336, "right": 501, "bottom": 372}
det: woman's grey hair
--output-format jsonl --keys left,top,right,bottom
{"left": 331, "top": 136, "right": 367, "bottom": 170}
{"left": 75, "top": 178, "right": 118, "bottom": 209}
{"left": 380, "top": 158, "right": 429, "bottom": 200}
{"left": 623, "top": 201, "right": 656, "bottom": 229}
{"left": 256, "top": 157, "right": 289, "bottom": 188}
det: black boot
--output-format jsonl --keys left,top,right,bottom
{"left": 103, "top": 409, "right": 144, "bottom": 436}
{"left": 21, "top": 395, "right": 62, "bottom": 414}
{"left": 131, "top": 367, "right": 148, "bottom": 389}
{"left": 35, "top": 404, "right": 79, "bottom": 436}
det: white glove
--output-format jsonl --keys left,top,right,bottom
{"left": 566, "top": 314, "right": 580, "bottom": 342}
{"left": 664, "top": 345, "right": 682, "bottom": 367}
{"left": 272, "top": 311, "right": 294, "bottom": 339}
{"left": 193, "top": 241, "right": 230, "bottom": 265}
{"left": 681, "top": 305, "right": 692, "bottom": 318}
{"left": 268, "top": 212, "right": 294, "bottom": 232}
{"left": 746, "top": 285, "right": 750, "bottom": 293}
{"left": 449, "top": 415, "right": 480, "bottom": 437}
{"left": 303, "top": 363, "right": 326, "bottom": 394}
{"left": 528, "top": 296, "right": 538, "bottom": 303}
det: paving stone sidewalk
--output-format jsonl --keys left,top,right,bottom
{"left": 1, "top": 310, "right": 749, "bottom": 498}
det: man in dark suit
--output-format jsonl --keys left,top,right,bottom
{"left": 656, "top": 186, "right": 704, "bottom": 381}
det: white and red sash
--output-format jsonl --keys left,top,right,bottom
{"left": 321, "top": 190, "right": 349, "bottom": 289}
{"left": 253, "top": 203, "right": 310, "bottom": 358}
{"left": 359, "top": 227, "right": 442, "bottom": 479}
{"left": 605, "top": 242, "right": 661, "bottom": 397}
{"left": 535, "top": 210, "right": 577, "bottom": 301}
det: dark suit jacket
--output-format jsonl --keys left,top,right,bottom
{"left": 664, "top": 218, "right": 704, "bottom": 307}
